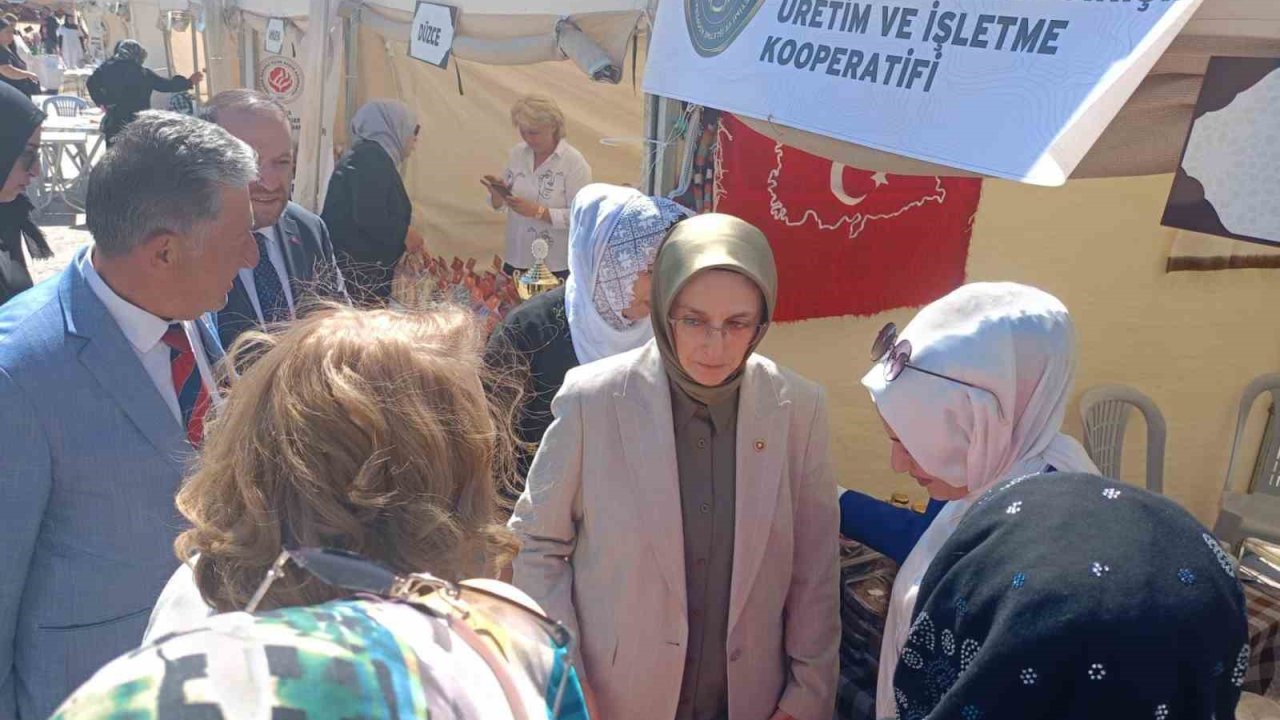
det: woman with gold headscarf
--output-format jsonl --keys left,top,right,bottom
{"left": 509, "top": 214, "right": 840, "bottom": 720}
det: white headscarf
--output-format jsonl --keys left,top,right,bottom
{"left": 864, "top": 282, "right": 1099, "bottom": 719}
{"left": 350, "top": 100, "right": 418, "bottom": 165}
{"left": 564, "top": 184, "right": 692, "bottom": 365}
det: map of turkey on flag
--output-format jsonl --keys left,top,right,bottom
{"left": 714, "top": 114, "right": 984, "bottom": 322}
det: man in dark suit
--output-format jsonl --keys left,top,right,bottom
{"left": 201, "top": 90, "right": 346, "bottom": 348}
{"left": 0, "top": 111, "right": 259, "bottom": 719}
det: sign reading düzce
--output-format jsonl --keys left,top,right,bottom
{"left": 409, "top": 2, "right": 458, "bottom": 69}
{"left": 644, "top": 0, "right": 1204, "bottom": 185}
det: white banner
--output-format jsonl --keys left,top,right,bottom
{"left": 644, "top": 0, "right": 1203, "bottom": 185}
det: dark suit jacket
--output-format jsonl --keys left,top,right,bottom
{"left": 217, "top": 202, "right": 347, "bottom": 349}
{"left": 321, "top": 140, "right": 412, "bottom": 304}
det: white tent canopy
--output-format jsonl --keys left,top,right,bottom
{"left": 202, "top": 0, "right": 647, "bottom": 209}
{"left": 93, "top": 0, "right": 1280, "bottom": 197}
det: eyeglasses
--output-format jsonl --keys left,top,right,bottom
{"left": 871, "top": 322, "right": 1005, "bottom": 421}
{"left": 15, "top": 147, "right": 39, "bottom": 173}
{"left": 247, "top": 547, "right": 579, "bottom": 718}
{"left": 669, "top": 315, "right": 764, "bottom": 343}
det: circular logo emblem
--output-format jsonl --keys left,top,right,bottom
{"left": 256, "top": 56, "right": 303, "bottom": 104}
{"left": 685, "top": 0, "right": 765, "bottom": 57}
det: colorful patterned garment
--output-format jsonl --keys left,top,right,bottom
{"left": 52, "top": 597, "right": 588, "bottom": 720}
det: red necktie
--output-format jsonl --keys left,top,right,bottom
{"left": 161, "top": 324, "right": 210, "bottom": 446}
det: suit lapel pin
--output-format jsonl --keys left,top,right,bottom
{"left": 754, "top": 440, "right": 766, "bottom": 452}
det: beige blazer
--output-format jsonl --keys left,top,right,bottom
{"left": 510, "top": 342, "right": 839, "bottom": 720}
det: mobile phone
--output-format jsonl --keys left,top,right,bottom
{"left": 484, "top": 176, "right": 512, "bottom": 198}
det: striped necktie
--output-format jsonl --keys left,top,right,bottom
{"left": 162, "top": 324, "right": 210, "bottom": 446}
{"left": 253, "top": 231, "right": 290, "bottom": 324}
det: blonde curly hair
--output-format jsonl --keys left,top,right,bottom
{"left": 510, "top": 94, "right": 566, "bottom": 143}
{"left": 175, "top": 303, "right": 522, "bottom": 613}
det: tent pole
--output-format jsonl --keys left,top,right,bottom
{"left": 644, "top": 94, "right": 682, "bottom": 197}
{"left": 240, "top": 25, "right": 255, "bottom": 89}
{"left": 643, "top": 92, "right": 658, "bottom": 195}
{"left": 344, "top": 7, "right": 359, "bottom": 132}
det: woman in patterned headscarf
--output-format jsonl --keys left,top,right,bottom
{"left": 893, "top": 471, "right": 1247, "bottom": 720}
{"left": 485, "top": 183, "right": 691, "bottom": 490}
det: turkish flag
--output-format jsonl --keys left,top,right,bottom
{"left": 714, "top": 114, "right": 984, "bottom": 322}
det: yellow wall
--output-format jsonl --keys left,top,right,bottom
{"left": 761, "top": 174, "right": 1277, "bottom": 526}
{"left": 341, "top": 23, "right": 1275, "bottom": 526}
{"left": 351, "top": 25, "right": 646, "bottom": 265}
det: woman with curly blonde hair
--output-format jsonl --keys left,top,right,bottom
{"left": 143, "top": 303, "right": 522, "bottom": 638}
{"left": 482, "top": 94, "right": 592, "bottom": 279}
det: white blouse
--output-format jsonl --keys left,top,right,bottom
{"left": 497, "top": 139, "right": 592, "bottom": 273}
{"left": 143, "top": 560, "right": 214, "bottom": 644}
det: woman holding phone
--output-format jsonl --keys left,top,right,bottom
{"left": 484, "top": 94, "right": 591, "bottom": 281}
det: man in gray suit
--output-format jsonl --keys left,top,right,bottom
{"left": 201, "top": 90, "right": 347, "bottom": 349}
{"left": 0, "top": 111, "right": 258, "bottom": 719}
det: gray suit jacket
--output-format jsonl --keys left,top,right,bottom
{"left": 0, "top": 249, "right": 221, "bottom": 719}
{"left": 217, "top": 202, "right": 347, "bottom": 349}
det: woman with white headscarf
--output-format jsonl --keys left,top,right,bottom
{"left": 858, "top": 282, "right": 1098, "bottom": 720}
{"left": 485, "top": 183, "right": 691, "bottom": 492}
{"left": 322, "top": 99, "right": 425, "bottom": 305}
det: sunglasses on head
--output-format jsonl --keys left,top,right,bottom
{"left": 871, "top": 322, "right": 1006, "bottom": 421}
{"left": 247, "top": 547, "right": 579, "bottom": 718}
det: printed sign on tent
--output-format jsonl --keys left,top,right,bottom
{"left": 409, "top": 1, "right": 458, "bottom": 69}
{"left": 265, "top": 17, "right": 286, "bottom": 55}
{"left": 714, "top": 113, "right": 982, "bottom": 322}
{"left": 645, "top": 0, "right": 1203, "bottom": 186}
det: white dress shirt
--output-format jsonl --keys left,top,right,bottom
{"left": 498, "top": 139, "right": 592, "bottom": 272}
{"left": 236, "top": 225, "right": 296, "bottom": 324}
{"left": 81, "top": 251, "right": 217, "bottom": 425}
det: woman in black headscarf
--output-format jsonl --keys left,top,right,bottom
{"left": 0, "top": 17, "right": 41, "bottom": 99}
{"left": 0, "top": 81, "right": 52, "bottom": 305}
{"left": 893, "top": 471, "right": 1249, "bottom": 720}
{"left": 87, "top": 40, "right": 203, "bottom": 145}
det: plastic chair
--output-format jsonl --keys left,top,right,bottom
{"left": 42, "top": 95, "right": 89, "bottom": 118}
{"left": 1079, "top": 384, "right": 1167, "bottom": 494}
{"left": 1215, "top": 374, "right": 1280, "bottom": 549}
